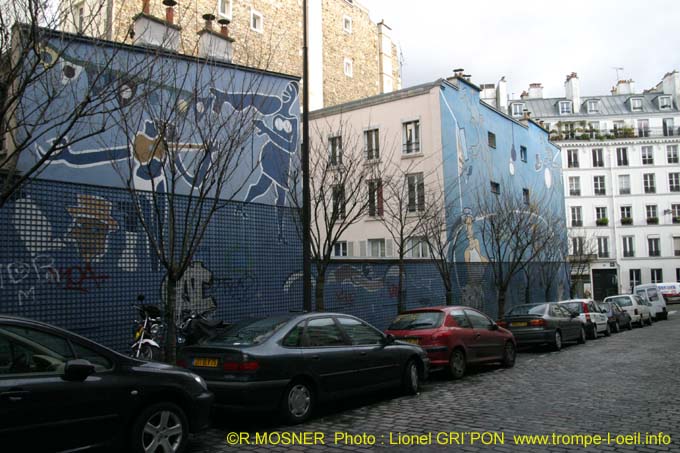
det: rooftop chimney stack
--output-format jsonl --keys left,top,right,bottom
{"left": 520, "top": 90, "right": 529, "bottom": 100}
{"left": 613, "top": 79, "right": 636, "bottom": 95}
{"left": 662, "top": 70, "right": 680, "bottom": 109}
{"left": 496, "top": 76, "right": 508, "bottom": 110}
{"left": 565, "top": 72, "right": 580, "bottom": 110}
{"left": 132, "top": 0, "right": 182, "bottom": 50}
{"left": 528, "top": 83, "right": 543, "bottom": 99}
{"left": 198, "top": 15, "right": 235, "bottom": 62}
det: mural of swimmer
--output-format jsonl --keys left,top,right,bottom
{"left": 217, "top": 82, "right": 299, "bottom": 240}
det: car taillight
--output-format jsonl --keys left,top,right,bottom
{"left": 497, "top": 321, "right": 507, "bottom": 328}
{"left": 529, "top": 319, "right": 546, "bottom": 327}
{"left": 176, "top": 359, "right": 187, "bottom": 368}
{"left": 223, "top": 360, "right": 260, "bottom": 372}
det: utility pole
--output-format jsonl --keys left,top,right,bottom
{"left": 302, "top": 0, "right": 312, "bottom": 311}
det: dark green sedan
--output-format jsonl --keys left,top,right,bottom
{"left": 177, "top": 312, "right": 429, "bottom": 423}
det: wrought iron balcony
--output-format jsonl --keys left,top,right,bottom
{"left": 551, "top": 127, "right": 680, "bottom": 142}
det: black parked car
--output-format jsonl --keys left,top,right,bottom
{"left": 0, "top": 315, "right": 213, "bottom": 453}
{"left": 498, "top": 303, "right": 585, "bottom": 350}
{"left": 598, "top": 301, "right": 633, "bottom": 332}
{"left": 178, "top": 312, "right": 430, "bottom": 424}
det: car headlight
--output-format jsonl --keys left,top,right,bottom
{"left": 150, "top": 324, "right": 161, "bottom": 336}
{"left": 192, "top": 373, "right": 208, "bottom": 391}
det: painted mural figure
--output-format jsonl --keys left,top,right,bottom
{"left": 217, "top": 82, "right": 300, "bottom": 241}
{"left": 65, "top": 194, "right": 119, "bottom": 263}
{"left": 462, "top": 208, "right": 488, "bottom": 263}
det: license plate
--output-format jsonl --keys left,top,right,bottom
{"left": 193, "top": 357, "right": 218, "bottom": 368}
{"left": 402, "top": 338, "right": 419, "bottom": 345}
{"left": 510, "top": 322, "right": 528, "bottom": 327}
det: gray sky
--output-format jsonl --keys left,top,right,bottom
{"left": 361, "top": 0, "right": 680, "bottom": 100}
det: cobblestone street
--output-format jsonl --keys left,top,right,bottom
{"left": 190, "top": 311, "right": 680, "bottom": 453}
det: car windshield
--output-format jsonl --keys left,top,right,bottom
{"left": 608, "top": 296, "right": 632, "bottom": 307}
{"left": 561, "top": 302, "right": 584, "bottom": 313}
{"left": 388, "top": 312, "right": 444, "bottom": 330}
{"left": 507, "top": 304, "right": 547, "bottom": 316}
{"left": 204, "top": 316, "right": 291, "bottom": 347}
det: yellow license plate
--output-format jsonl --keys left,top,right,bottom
{"left": 510, "top": 322, "right": 528, "bottom": 327}
{"left": 403, "top": 338, "right": 419, "bottom": 345}
{"left": 193, "top": 358, "right": 218, "bottom": 368}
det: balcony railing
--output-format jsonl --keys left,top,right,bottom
{"left": 551, "top": 127, "right": 680, "bottom": 142}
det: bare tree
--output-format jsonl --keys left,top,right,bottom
{"left": 380, "top": 158, "right": 437, "bottom": 314}
{"left": 0, "top": 0, "right": 141, "bottom": 207}
{"left": 565, "top": 228, "right": 597, "bottom": 298}
{"left": 422, "top": 177, "right": 466, "bottom": 306}
{"left": 106, "top": 57, "right": 295, "bottom": 362}
{"left": 474, "top": 181, "right": 564, "bottom": 318}
{"left": 289, "top": 118, "right": 382, "bottom": 310}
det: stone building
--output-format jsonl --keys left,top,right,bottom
{"left": 501, "top": 72, "right": 680, "bottom": 298}
{"left": 58, "top": 0, "right": 401, "bottom": 108}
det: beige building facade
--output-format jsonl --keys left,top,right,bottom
{"left": 58, "top": 0, "right": 401, "bottom": 108}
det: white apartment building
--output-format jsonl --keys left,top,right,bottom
{"left": 506, "top": 71, "right": 680, "bottom": 299}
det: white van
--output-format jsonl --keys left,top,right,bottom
{"left": 633, "top": 283, "right": 673, "bottom": 320}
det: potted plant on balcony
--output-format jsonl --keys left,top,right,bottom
{"left": 647, "top": 217, "right": 659, "bottom": 225}
{"left": 596, "top": 217, "right": 609, "bottom": 226}
{"left": 622, "top": 127, "right": 635, "bottom": 138}
{"left": 621, "top": 217, "right": 633, "bottom": 225}
{"left": 673, "top": 216, "right": 680, "bottom": 224}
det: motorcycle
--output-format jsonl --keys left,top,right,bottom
{"left": 177, "top": 307, "right": 227, "bottom": 345}
{"left": 131, "top": 295, "right": 163, "bottom": 360}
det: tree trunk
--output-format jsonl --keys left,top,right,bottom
{"left": 315, "top": 270, "right": 325, "bottom": 312}
{"left": 397, "top": 258, "right": 406, "bottom": 313}
{"left": 498, "top": 287, "right": 507, "bottom": 320}
{"left": 524, "top": 274, "right": 531, "bottom": 305}
{"left": 164, "top": 276, "right": 178, "bottom": 364}
{"left": 445, "top": 288, "right": 453, "bottom": 306}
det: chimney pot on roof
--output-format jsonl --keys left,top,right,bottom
{"left": 202, "top": 13, "right": 215, "bottom": 30}
{"left": 565, "top": 72, "right": 581, "bottom": 109}
{"left": 142, "top": 0, "right": 150, "bottom": 14}
{"left": 218, "top": 18, "right": 230, "bottom": 37}
{"left": 163, "top": 0, "right": 177, "bottom": 24}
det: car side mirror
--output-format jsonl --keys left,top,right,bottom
{"left": 571, "top": 312, "right": 579, "bottom": 318}
{"left": 383, "top": 333, "right": 395, "bottom": 345}
{"left": 601, "top": 309, "right": 607, "bottom": 314}
{"left": 490, "top": 323, "right": 499, "bottom": 331}
{"left": 63, "top": 359, "right": 95, "bottom": 382}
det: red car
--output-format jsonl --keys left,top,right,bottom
{"left": 385, "top": 306, "right": 516, "bottom": 379}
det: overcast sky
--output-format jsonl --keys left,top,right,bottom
{"left": 361, "top": 0, "right": 680, "bottom": 100}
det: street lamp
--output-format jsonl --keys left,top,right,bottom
{"left": 302, "top": 0, "right": 312, "bottom": 311}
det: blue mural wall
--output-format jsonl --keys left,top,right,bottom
{"left": 437, "top": 79, "right": 569, "bottom": 304}
{"left": 16, "top": 30, "right": 300, "bottom": 208}
{"left": 0, "top": 179, "right": 303, "bottom": 351}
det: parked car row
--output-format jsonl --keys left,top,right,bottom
{"left": 1, "top": 291, "right": 669, "bottom": 452}
{"left": 501, "top": 294, "right": 667, "bottom": 351}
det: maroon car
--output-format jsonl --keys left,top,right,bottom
{"left": 385, "top": 306, "right": 516, "bottom": 379}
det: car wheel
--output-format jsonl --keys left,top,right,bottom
{"left": 604, "top": 323, "right": 611, "bottom": 337}
{"left": 647, "top": 315, "right": 653, "bottom": 326}
{"left": 577, "top": 327, "right": 586, "bottom": 344}
{"left": 280, "top": 381, "right": 314, "bottom": 424}
{"left": 130, "top": 402, "right": 188, "bottom": 453}
{"left": 448, "top": 349, "right": 466, "bottom": 380}
{"left": 402, "top": 359, "right": 420, "bottom": 395}
{"left": 501, "top": 342, "right": 516, "bottom": 368}
{"left": 627, "top": 320, "right": 633, "bottom": 330}
{"left": 588, "top": 324, "right": 598, "bottom": 340}
{"left": 613, "top": 322, "right": 620, "bottom": 333}
{"left": 552, "top": 331, "right": 562, "bottom": 351}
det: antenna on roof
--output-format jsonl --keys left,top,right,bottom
{"left": 612, "top": 67, "right": 624, "bottom": 80}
